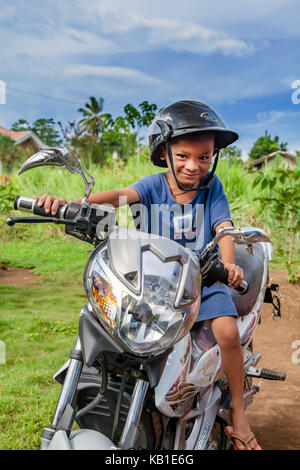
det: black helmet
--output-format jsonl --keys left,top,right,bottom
{"left": 149, "top": 100, "right": 239, "bottom": 168}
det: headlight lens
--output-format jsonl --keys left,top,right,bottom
{"left": 85, "top": 242, "right": 200, "bottom": 357}
{"left": 91, "top": 273, "right": 118, "bottom": 328}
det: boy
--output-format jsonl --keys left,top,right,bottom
{"left": 38, "top": 100, "right": 260, "bottom": 450}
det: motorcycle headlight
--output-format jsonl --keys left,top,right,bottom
{"left": 91, "top": 273, "right": 118, "bottom": 328}
{"left": 85, "top": 233, "right": 201, "bottom": 357}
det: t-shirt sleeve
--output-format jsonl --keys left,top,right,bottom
{"left": 210, "top": 177, "right": 233, "bottom": 232}
{"left": 129, "top": 177, "right": 149, "bottom": 206}
{"left": 129, "top": 175, "right": 158, "bottom": 231}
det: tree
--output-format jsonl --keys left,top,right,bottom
{"left": 31, "top": 118, "right": 62, "bottom": 147}
{"left": 220, "top": 145, "right": 242, "bottom": 164}
{"left": 11, "top": 118, "right": 62, "bottom": 147}
{"left": 124, "top": 101, "right": 157, "bottom": 129}
{"left": 11, "top": 119, "right": 31, "bottom": 132}
{"left": 100, "top": 116, "right": 137, "bottom": 162}
{"left": 77, "top": 97, "right": 107, "bottom": 138}
{"left": 249, "top": 132, "right": 288, "bottom": 161}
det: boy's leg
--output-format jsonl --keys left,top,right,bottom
{"left": 210, "top": 315, "right": 259, "bottom": 450}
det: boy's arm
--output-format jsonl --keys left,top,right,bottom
{"left": 215, "top": 220, "right": 235, "bottom": 265}
{"left": 38, "top": 187, "right": 140, "bottom": 215}
{"left": 215, "top": 220, "right": 244, "bottom": 288}
{"left": 89, "top": 188, "right": 140, "bottom": 207}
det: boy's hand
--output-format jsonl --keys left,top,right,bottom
{"left": 223, "top": 262, "right": 244, "bottom": 289}
{"left": 36, "top": 195, "right": 68, "bottom": 215}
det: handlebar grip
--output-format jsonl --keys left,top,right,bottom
{"left": 216, "top": 259, "right": 249, "bottom": 295}
{"left": 14, "top": 195, "right": 67, "bottom": 219}
{"left": 234, "top": 280, "right": 249, "bottom": 295}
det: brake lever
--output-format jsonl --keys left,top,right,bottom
{"left": 6, "top": 216, "right": 78, "bottom": 226}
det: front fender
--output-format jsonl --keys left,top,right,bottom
{"left": 47, "top": 429, "right": 118, "bottom": 450}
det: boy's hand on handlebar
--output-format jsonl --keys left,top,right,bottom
{"left": 224, "top": 262, "right": 244, "bottom": 288}
{"left": 37, "top": 195, "right": 68, "bottom": 215}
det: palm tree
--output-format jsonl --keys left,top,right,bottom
{"left": 78, "top": 97, "right": 107, "bottom": 138}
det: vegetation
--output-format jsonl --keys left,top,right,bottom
{"left": 253, "top": 166, "right": 300, "bottom": 283}
{"left": 249, "top": 131, "right": 288, "bottom": 161}
{"left": 11, "top": 118, "right": 62, "bottom": 147}
{"left": 0, "top": 135, "right": 23, "bottom": 172}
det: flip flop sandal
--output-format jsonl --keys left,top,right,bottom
{"left": 225, "top": 426, "right": 262, "bottom": 450}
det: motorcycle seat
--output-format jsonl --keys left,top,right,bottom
{"left": 230, "top": 243, "right": 265, "bottom": 316}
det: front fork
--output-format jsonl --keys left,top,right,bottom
{"left": 41, "top": 337, "right": 83, "bottom": 449}
{"left": 40, "top": 337, "right": 149, "bottom": 450}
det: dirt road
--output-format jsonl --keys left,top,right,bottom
{"left": 247, "top": 271, "right": 300, "bottom": 450}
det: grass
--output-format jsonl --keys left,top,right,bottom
{"left": 0, "top": 234, "right": 90, "bottom": 449}
{"left": 0, "top": 281, "right": 86, "bottom": 449}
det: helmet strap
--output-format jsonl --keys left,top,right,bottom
{"left": 165, "top": 141, "right": 219, "bottom": 192}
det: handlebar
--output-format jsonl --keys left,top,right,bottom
{"left": 9, "top": 195, "right": 117, "bottom": 246}
{"left": 14, "top": 195, "right": 80, "bottom": 220}
{"left": 199, "top": 251, "right": 249, "bottom": 295}
{"left": 216, "top": 259, "right": 248, "bottom": 294}
{"left": 11, "top": 197, "right": 249, "bottom": 294}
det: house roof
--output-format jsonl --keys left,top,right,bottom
{"left": 247, "top": 150, "right": 296, "bottom": 168}
{"left": 0, "top": 125, "right": 45, "bottom": 148}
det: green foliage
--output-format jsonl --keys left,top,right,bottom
{"left": 124, "top": 101, "right": 157, "bottom": 128}
{"left": 11, "top": 119, "right": 30, "bottom": 132}
{"left": 249, "top": 132, "right": 288, "bottom": 160}
{"left": 11, "top": 117, "right": 62, "bottom": 147}
{"left": 77, "top": 96, "right": 106, "bottom": 137}
{"left": 253, "top": 166, "right": 300, "bottom": 282}
{"left": 31, "top": 118, "right": 62, "bottom": 146}
{"left": 75, "top": 98, "right": 157, "bottom": 165}
{"left": 219, "top": 145, "right": 242, "bottom": 162}
{"left": 0, "top": 176, "right": 20, "bottom": 212}
{"left": 0, "top": 135, "right": 23, "bottom": 172}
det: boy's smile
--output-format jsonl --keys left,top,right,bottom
{"left": 160, "top": 132, "right": 217, "bottom": 191}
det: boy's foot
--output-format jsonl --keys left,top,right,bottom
{"left": 225, "top": 426, "right": 262, "bottom": 450}
{"left": 228, "top": 407, "right": 261, "bottom": 450}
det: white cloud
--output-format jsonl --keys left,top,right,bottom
{"left": 244, "top": 110, "right": 300, "bottom": 130}
{"left": 0, "top": 27, "right": 116, "bottom": 61}
{"left": 64, "top": 64, "right": 162, "bottom": 85}
{"left": 136, "top": 16, "right": 253, "bottom": 57}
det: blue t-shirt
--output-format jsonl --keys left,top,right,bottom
{"left": 129, "top": 172, "right": 238, "bottom": 321}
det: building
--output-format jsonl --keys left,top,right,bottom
{"left": 247, "top": 151, "right": 297, "bottom": 171}
{"left": 0, "top": 125, "right": 45, "bottom": 155}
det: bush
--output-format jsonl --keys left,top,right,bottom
{"left": 0, "top": 175, "right": 20, "bottom": 213}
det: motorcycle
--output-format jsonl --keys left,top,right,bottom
{"left": 7, "top": 146, "right": 285, "bottom": 451}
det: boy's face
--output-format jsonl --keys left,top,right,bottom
{"left": 160, "top": 132, "right": 217, "bottom": 189}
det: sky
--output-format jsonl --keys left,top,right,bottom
{"left": 0, "top": 0, "right": 300, "bottom": 159}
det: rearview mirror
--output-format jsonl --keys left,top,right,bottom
{"left": 18, "top": 146, "right": 95, "bottom": 200}
{"left": 202, "top": 226, "right": 272, "bottom": 257}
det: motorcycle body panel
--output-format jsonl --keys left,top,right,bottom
{"left": 155, "top": 242, "right": 269, "bottom": 420}
{"left": 47, "top": 429, "right": 117, "bottom": 450}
